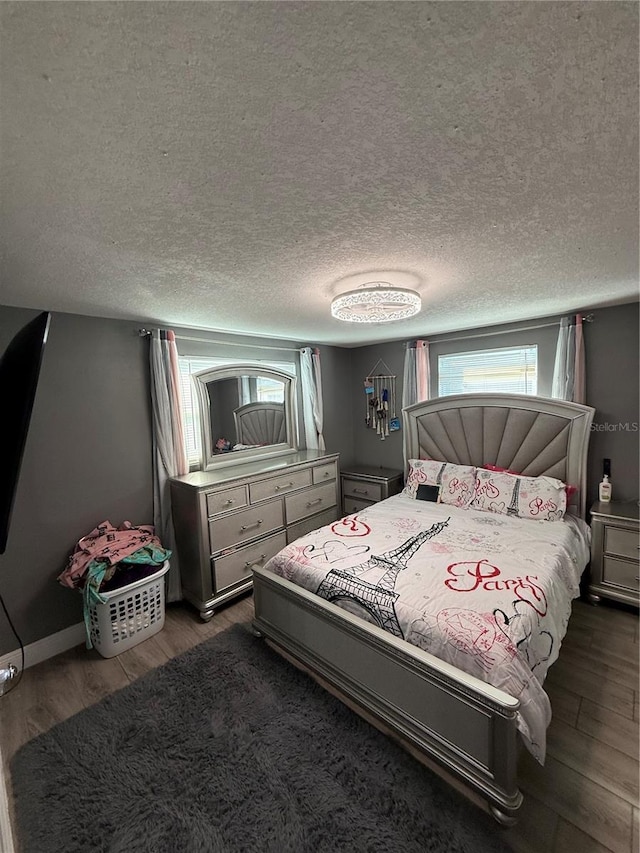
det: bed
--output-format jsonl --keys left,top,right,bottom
{"left": 233, "top": 402, "right": 286, "bottom": 446}
{"left": 252, "top": 393, "right": 594, "bottom": 823}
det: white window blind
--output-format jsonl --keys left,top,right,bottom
{"left": 179, "top": 356, "right": 295, "bottom": 469}
{"left": 438, "top": 345, "right": 538, "bottom": 397}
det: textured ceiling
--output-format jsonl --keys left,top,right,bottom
{"left": 1, "top": 1, "right": 638, "bottom": 346}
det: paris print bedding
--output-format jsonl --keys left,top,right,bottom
{"left": 264, "top": 493, "right": 591, "bottom": 762}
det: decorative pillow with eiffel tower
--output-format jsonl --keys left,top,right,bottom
{"left": 483, "top": 463, "right": 579, "bottom": 504}
{"left": 402, "top": 459, "right": 476, "bottom": 508}
{"left": 469, "top": 468, "right": 567, "bottom": 521}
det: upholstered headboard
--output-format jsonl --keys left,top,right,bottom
{"left": 402, "top": 394, "right": 595, "bottom": 517}
{"left": 233, "top": 402, "right": 286, "bottom": 446}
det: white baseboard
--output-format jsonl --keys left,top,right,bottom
{"left": 0, "top": 622, "right": 86, "bottom": 675}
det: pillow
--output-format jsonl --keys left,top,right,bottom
{"left": 403, "top": 460, "right": 476, "bottom": 509}
{"left": 482, "top": 463, "right": 519, "bottom": 475}
{"left": 483, "top": 463, "right": 578, "bottom": 501}
{"left": 470, "top": 468, "right": 567, "bottom": 521}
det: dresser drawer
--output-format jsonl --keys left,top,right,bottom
{"left": 604, "top": 526, "right": 639, "bottom": 560}
{"left": 285, "top": 482, "right": 337, "bottom": 524}
{"left": 209, "top": 500, "right": 283, "bottom": 553}
{"left": 213, "top": 530, "right": 287, "bottom": 594}
{"left": 206, "top": 485, "right": 248, "bottom": 517}
{"left": 602, "top": 556, "right": 640, "bottom": 591}
{"left": 342, "top": 478, "right": 383, "bottom": 502}
{"left": 313, "top": 462, "right": 337, "bottom": 485}
{"left": 249, "top": 469, "right": 312, "bottom": 503}
{"left": 286, "top": 507, "right": 338, "bottom": 544}
{"left": 343, "top": 497, "right": 372, "bottom": 514}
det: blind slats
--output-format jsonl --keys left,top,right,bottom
{"left": 438, "top": 346, "right": 538, "bottom": 397}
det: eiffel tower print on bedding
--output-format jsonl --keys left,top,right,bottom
{"left": 263, "top": 493, "right": 591, "bottom": 765}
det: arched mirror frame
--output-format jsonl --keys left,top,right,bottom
{"left": 193, "top": 363, "right": 298, "bottom": 471}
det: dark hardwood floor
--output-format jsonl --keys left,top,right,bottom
{"left": 1, "top": 594, "right": 637, "bottom": 853}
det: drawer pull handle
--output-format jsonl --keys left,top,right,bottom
{"left": 245, "top": 554, "right": 267, "bottom": 568}
{"left": 275, "top": 482, "right": 295, "bottom": 491}
{"left": 225, "top": 499, "right": 235, "bottom": 505}
{"left": 307, "top": 498, "right": 323, "bottom": 507}
{"left": 353, "top": 488, "right": 368, "bottom": 495}
{"left": 240, "top": 520, "right": 263, "bottom": 531}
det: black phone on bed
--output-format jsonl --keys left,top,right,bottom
{"left": 416, "top": 484, "right": 441, "bottom": 502}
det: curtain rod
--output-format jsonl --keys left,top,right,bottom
{"left": 138, "top": 329, "right": 301, "bottom": 353}
{"left": 413, "top": 313, "right": 594, "bottom": 347}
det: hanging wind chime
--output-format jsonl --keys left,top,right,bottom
{"left": 363, "top": 359, "right": 398, "bottom": 442}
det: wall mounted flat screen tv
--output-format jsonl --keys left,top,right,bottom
{"left": 0, "top": 312, "right": 51, "bottom": 554}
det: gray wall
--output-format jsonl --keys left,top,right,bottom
{"left": 347, "top": 305, "right": 640, "bottom": 504}
{"left": 0, "top": 309, "right": 153, "bottom": 651}
{"left": 345, "top": 341, "right": 407, "bottom": 470}
{"left": 315, "top": 343, "right": 354, "bottom": 463}
{"left": 585, "top": 302, "right": 639, "bottom": 504}
{"left": 0, "top": 308, "right": 352, "bottom": 653}
{"left": 0, "top": 302, "right": 636, "bottom": 654}
{"left": 345, "top": 316, "right": 564, "bottom": 473}
{"left": 427, "top": 319, "right": 560, "bottom": 398}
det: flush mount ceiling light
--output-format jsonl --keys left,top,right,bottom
{"left": 330, "top": 282, "right": 421, "bottom": 323}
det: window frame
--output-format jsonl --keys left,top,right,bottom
{"left": 437, "top": 344, "right": 539, "bottom": 398}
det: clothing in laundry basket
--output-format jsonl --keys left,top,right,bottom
{"left": 58, "top": 520, "right": 169, "bottom": 589}
{"left": 57, "top": 520, "right": 172, "bottom": 649}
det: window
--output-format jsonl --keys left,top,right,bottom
{"left": 179, "top": 356, "right": 295, "bottom": 469}
{"left": 438, "top": 345, "right": 538, "bottom": 397}
{"left": 239, "top": 374, "right": 285, "bottom": 405}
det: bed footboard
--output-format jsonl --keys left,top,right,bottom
{"left": 252, "top": 565, "right": 523, "bottom": 823}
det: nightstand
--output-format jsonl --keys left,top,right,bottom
{"left": 588, "top": 501, "right": 640, "bottom": 607}
{"left": 341, "top": 464, "right": 404, "bottom": 515}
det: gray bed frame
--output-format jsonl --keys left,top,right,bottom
{"left": 252, "top": 393, "right": 594, "bottom": 823}
{"left": 233, "top": 401, "right": 286, "bottom": 446}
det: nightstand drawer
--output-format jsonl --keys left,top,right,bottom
{"left": 343, "top": 497, "right": 372, "bottom": 514}
{"left": 603, "top": 556, "right": 640, "bottom": 591}
{"left": 604, "top": 527, "right": 639, "bottom": 560}
{"left": 342, "top": 478, "right": 383, "bottom": 502}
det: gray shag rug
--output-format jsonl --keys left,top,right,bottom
{"left": 11, "top": 624, "right": 512, "bottom": 853}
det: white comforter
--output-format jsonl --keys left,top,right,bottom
{"left": 265, "top": 494, "right": 590, "bottom": 762}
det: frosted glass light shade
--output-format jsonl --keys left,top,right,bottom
{"left": 331, "top": 283, "right": 421, "bottom": 323}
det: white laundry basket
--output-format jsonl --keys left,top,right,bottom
{"left": 88, "top": 561, "right": 170, "bottom": 658}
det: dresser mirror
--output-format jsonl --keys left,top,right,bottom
{"left": 193, "top": 364, "right": 298, "bottom": 470}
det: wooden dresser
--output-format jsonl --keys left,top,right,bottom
{"left": 170, "top": 450, "right": 340, "bottom": 620}
{"left": 588, "top": 500, "right": 639, "bottom": 607}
